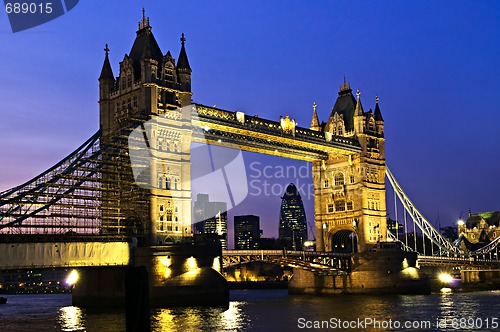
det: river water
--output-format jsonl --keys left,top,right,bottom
{"left": 0, "top": 290, "right": 499, "bottom": 331}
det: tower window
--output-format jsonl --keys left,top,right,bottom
{"left": 327, "top": 204, "right": 334, "bottom": 213}
{"left": 334, "top": 173, "right": 345, "bottom": 186}
{"left": 324, "top": 179, "right": 329, "bottom": 188}
{"left": 347, "top": 201, "right": 353, "bottom": 211}
{"left": 335, "top": 200, "right": 346, "bottom": 212}
{"left": 165, "top": 178, "right": 171, "bottom": 190}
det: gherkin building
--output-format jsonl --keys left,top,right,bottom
{"left": 278, "top": 183, "right": 308, "bottom": 250}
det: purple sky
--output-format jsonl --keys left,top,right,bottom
{"left": 1, "top": 1, "right": 499, "bottom": 249}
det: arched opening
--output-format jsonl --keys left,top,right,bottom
{"left": 331, "top": 230, "right": 358, "bottom": 253}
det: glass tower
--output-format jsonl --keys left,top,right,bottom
{"left": 278, "top": 183, "right": 308, "bottom": 250}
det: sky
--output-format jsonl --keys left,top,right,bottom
{"left": 0, "top": 1, "right": 499, "bottom": 249}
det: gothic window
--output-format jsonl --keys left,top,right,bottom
{"left": 166, "top": 213, "right": 172, "bottom": 222}
{"left": 335, "top": 200, "right": 346, "bottom": 212}
{"left": 327, "top": 204, "right": 334, "bottom": 213}
{"left": 174, "top": 178, "right": 178, "bottom": 190}
{"left": 347, "top": 201, "right": 353, "bottom": 211}
{"left": 337, "top": 125, "right": 343, "bottom": 136}
{"left": 127, "top": 74, "right": 132, "bottom": 88}
{"left": 165, "top": 178, "right": 171, "bottom": 190}
{"left": 368, "top": 118, "right": 376, "bottom": 132}
{"left": 334, "top": 172, "right": 345, "bottom": 186}
{"left": 133, "top": 96, "right": 138, "bottom": 108}
{"left": 159, "top": 204, "right": 164, "bottom": 212}
{"left": 349, "top": 175, "right": 355, "bottom": 184}
{"left": 158, "top": 175, "right": 164, "bottom": 189}
{"left": 324, "top": 179, "right": 329, "bottom": 188}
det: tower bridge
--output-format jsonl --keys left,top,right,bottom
{"left": 0, "top": 12, "right": 499, "bottom": 304}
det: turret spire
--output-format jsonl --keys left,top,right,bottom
{"left": 177, "top": 33, "right": 191, "bottom": 70}
{"left": 99, "top": 44, "right": 114, "bottom": 81}
{"left": 310, "top": 101, "right": 320, "bottom": 131}
{"left": 354, "top": 89, "right": 363, "bottom": 116}
{"left": 374, "top": 95, "right": 383, "bottom": 122}
{"left": 138, "top": 7, "right": 151, "bottom": 31}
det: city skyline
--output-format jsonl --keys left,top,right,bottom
{"left": 1, "top": 1, "right": 499, "bottom": 249}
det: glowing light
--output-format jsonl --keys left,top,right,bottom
{"left": 401, "top": 267, "right": 419, "bottom": 279}
{"left": 457, "top": 220, "right": 465, "bottom": 226}
{"left": 440, "top": 287, "right": 452, "bottom": 293}
{"left": 203, "top": 126, "right": 210, "bottom": 131}
{"left": 159, "top": 256, "right": 171, "bottom": 267}
{"left": 164, "top": 267, "right": 171, "bottom": 278}
{"left": 212, "top": 256, "right": 221, "bottom": 271}
{"left": 304, "top": 241, "right": 315, "bottom": 247}
{"left": 438, "top": 273, "right": 453, "bottom": 284}
{"left": 65, "top": 270, "right": 79, "bottom": 286}
{"left": 186, "top": 256, "right": 197, "bottom": 271}
{"left": 402, "top": 258, "right": 409, "bottom": 269}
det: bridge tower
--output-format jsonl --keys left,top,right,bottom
{"left": 98, "top": 11, "right": 193, "bottom": 246}
{"left": 312, "top": 80, "right": 387, "bottom": 253}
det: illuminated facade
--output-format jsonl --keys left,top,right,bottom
{"left": 193, "top": 194, "right": 228, "bottom": 249}
{"left": 98, "top": 12, "right": 192, "bottom": 245}
{"left": 312, "top": 80, "right": 387, "bottom": 253}
{"left": 458, "top": 211, "right": 500, "bottom": 250}
{"left": 234, "top": 215, "right": 261, "bottom": 250}
{"left": 96, "top": 12, "right": 387, "bottom": 253}
{"left": 279, "top": 183, "right": 308, "bottom": 250}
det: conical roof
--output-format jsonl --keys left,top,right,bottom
{"left": 99, "top": 44, "right": 114, "bottom": 81}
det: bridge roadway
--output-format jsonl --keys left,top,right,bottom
{"left": 1, "top": 238, "right": 499, "bottom": 272}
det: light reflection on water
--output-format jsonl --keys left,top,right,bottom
{"left": 151, "top": 301, "right": 249, "bottom": 331}
{"left": 58, "top": 306, "right": 85, "bottom": 331}
{"left": 1, "top": 291, "right": 499, "bottom": 331}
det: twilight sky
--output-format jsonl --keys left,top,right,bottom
{"left": 0, "top": 1, "right": 499, "bottom": 248}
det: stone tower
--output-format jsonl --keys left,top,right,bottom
{"left": 312, "top": 79, "right": 386, "bottom": 253}
{"left": 98, "top": 11, "right": 193, "bottom": 245}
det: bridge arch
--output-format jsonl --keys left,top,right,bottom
{"left": 328, "top": 228, "right": 358, "bottom": 253}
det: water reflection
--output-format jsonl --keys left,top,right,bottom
{"left": 151, "top": 301, "right": 247, "bottom": 331}
{"left": 58, "top": 306, "right": 86, "bottom": 331}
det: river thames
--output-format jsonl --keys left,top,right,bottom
{"left": 0, "top": 290, "right": 499, "bottom": 331}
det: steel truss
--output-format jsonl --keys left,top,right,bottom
{"left": 386, "top": 167, "right": 500, "bottom": 257}
{"left": 0, "top": 122, "right": 150, "bottom": 239}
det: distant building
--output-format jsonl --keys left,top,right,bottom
{"left": 458, "top": 211, "right": 500, "bottom": 251}
{"left": 234, "top": 215, "right": 261, "bottom": 250}
{"left": 193, "top": 193, "right": 228, "bottom": 249}
{"left": 387, "top": 218, "right": 405, "bottom": 239}
{"left": 278, "top": 183, "right": 308, "bottom": 250}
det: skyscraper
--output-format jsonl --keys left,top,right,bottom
{"left": 193, "top": 193, "right": 228, "bottom": 249}
{"left": 278, "top": 183, "right": 308, "bottom": 250}
{"left": 234, "top": 215, "right": 261, "bottom": 250}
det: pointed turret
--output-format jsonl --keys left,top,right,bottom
{"left": 177, "top": 33, "right": 192, "bottom": 91}
{"left": 353, "top": 89, "right": 365, "bottom": 134}
{"left": 99, "top": 44, "right": 115, "bottom": 101}
{"left": 374, "top": 96, "right": 384, "bottom": 136}
{"left": 99, "top": 44, "right": 114, "bottom": 81}
{"left": 177, "top": 33, "right": 191, "bottom": 70}
{"left": 374, "top": 96, "right": 383, "bottom": 122}
{"left": 325, "top": 77, "right": 356, "bottom": 135}
{"left": 99, "top": 44, "right": 115, "bottom": 136}
{"left": 310, "top": 101, "right": 321, "bottom": 131}
{"left": 129, "top": 9, "right": 163, "bottom": 79}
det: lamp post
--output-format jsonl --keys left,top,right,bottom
{"left": 322, "top": 221, "right": 328, "bottom": 252}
